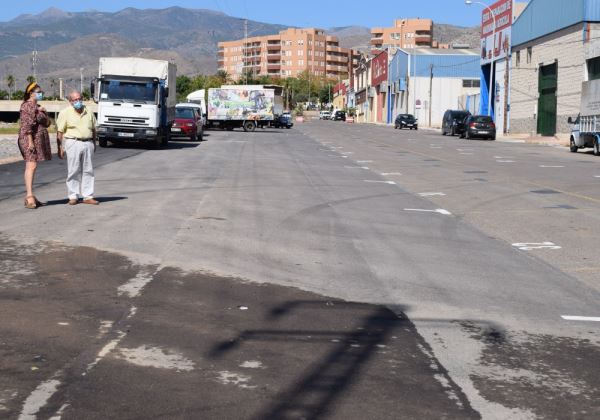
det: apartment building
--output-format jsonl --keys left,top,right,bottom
{"left": 371, "top": 19, "right": 434, "bottom": 50}
{"left": 218, "top": 28, "right": 355, "bottom": 81}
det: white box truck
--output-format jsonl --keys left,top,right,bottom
{"left": 92, "top": 57, "right": 176, "bottom": 148}
{"left": 206, "top": 85, "right": 283, "bottom": 132}
{"left": 569, "top": 79, "right": 600, "bottom": 155}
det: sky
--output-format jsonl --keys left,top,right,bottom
{"left": 0, "top": 0, "right": 501, "bottom": 28}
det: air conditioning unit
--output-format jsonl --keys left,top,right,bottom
{"left": 368, "top": 87, "right": 376, "bottom": 97}
{"left": 379, "top": 81, "right": 388, "bottom": 93}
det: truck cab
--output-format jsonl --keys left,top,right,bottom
{"left": 93, "top": 57, "right": 176, "bottom": 148}
{"left": 569, "top": 114, "right": 600, "bottom": 155}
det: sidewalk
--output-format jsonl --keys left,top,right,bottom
{"left": 0, "top": 134, "right": 60, "bottom": 165}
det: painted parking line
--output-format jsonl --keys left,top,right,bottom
{"left": 539, "top": 165, "right": 565, "bottom": 168}
{"left": 594, "top": 175, "right": 600, "bottom": 178}
{"left": 357, "top": 160, "right": 373, "bottom": 163}
{"left": 512, "top": 242, "right": 561, "bottom": 250}
{"left": 381, "top": 172, "right": 402, "bottom": 176}
{"left": 561, "top": 315, "right": 600, "bottom": 322}
{"left": 494, "top": 156, "right": 513, "bottom": 159}
{"left": 364, "top": 180, "right": 396, "bottom": 185}
{"left": 497, "top": 160, "right": 515, "bottom": 163}
{"left": 460, "top": 153, "right": 474, "bottom": 155}
{"left": 404, "top": 208, "right": 452, "bottom": 215}
{"left": 419, "top": 192, "right": 446, "bottom": 197}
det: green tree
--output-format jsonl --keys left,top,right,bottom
{"left": 176, "top": 75, "right": 192, "bottom": 101}
{"left": 0, "top": 89, "right": 8, "bottom": 100}
{"left": 6, "top": 74, "right": 15, "bottom": 100}
{"left": 82, "top": 88, "right": 91, "bottom": 101}
{"left": 26, "top": 75, "right": 36, "bottom": 84}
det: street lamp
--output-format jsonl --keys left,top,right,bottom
{"left": 465, "top": 0, "right": 496, "bottom": 118}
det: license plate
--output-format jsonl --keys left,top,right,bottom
{"left": 406, "top": 124, "right": 413, "bottom": 127}
{"left": 171, "top": 128, "right": 181, "bottom": 132}
{"left": 117, "top": 132, "right": 134, "bottom": 137}
{"left": 478, "top": 130, "right": 489, "bottom": 134}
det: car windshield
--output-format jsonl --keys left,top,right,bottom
{"left": 100, "top": 80, "right": 157, "bottom": 103}
{"left": 399, "top": 114, "right": 414, "bottom": 120}
{"left": 472, "top": 116, "right": 493, "bottom": 123}
{"left": 176, "top": 108, "right": 195, "bottom": 119}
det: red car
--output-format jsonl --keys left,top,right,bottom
{"left": 171, "top": 105, "right": 204, "bottom": 141}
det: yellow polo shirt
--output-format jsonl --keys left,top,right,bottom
{"left": 56, "top": 106, "right": 97, "bottom": 139}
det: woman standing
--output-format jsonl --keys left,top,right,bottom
{"left": 18, "top": 82, "right": 52, "bottom": 209}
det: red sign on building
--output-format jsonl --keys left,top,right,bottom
{"left": 371, "top": 50, "right": 388, "bottom": 86}
{"left": 480, "top": 0, "right": 513, "bottom": 65}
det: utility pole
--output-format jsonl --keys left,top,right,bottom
{"left": 429, "top": 63, "right": 433, "bottom": 127}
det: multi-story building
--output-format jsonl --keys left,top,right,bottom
{"left": 218, "top": 28, "right": 355, "bottom": 81}
{"left": 370, "top": 19, "right": 434, "bottom": 50}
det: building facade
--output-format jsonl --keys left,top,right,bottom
{"left": 371, "top": 19, "right": 434, "bottom": 50}
{"left": 388, "top": 49, "right": 481, "bottom": 127}
{"left": 510, "top": 0, "right": 598, "bottom": 136}
{"left": 218, "top": 28, "right": 354, "bottom": 81}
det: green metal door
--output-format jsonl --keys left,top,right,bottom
{"left": 537, "top": 62, "right": 557, "bottom": 136}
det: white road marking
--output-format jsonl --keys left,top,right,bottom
{"left": 217, "top": 371, "right": 256, "bottom": 389}
{"left": 57, "top": 322, "right": 69, "bottom": 326}
{"left": 494, "top": 156, "right": 513, "bottom": 159}
{"left": 496, "top": 160, "right": 515, "bottom": 163}
{"left": 18, "top": 377, "right": 62, "bottom": 420}
{"left": 561, "top": 315, "right": 600, "bottom": 322}
{"left": 85, "top": 331, "right": 127, "bottom": 374}
{"left": 381, "top": 172, "right": 402, "bottom": 176}
{"left": 404, "top": 208, "right": 452, "bottom": 215}
{"left": 240, "top": 361, "right": 264, "bottom": 369}
{"left": 512, "top": 242, "right": 561, "bottom": 250}
{"left": 539, "top": 165, "right": 564, "bottom": 168}
{"left": 594, "top": 175, "right": 600, "bottom": 178}
{"left": 419, "top": 192, "right": 446, "bottom": 197}
{"left": 460, "top": 153, "right": 474, "bottom": 155}
{"left": 48, "top": 404, "right": 69, "bottom": 420}
{"left": 118, "top": 269, "right": 155, "bottom": 298}
{"left": 430, "top": 145, "right": 442, "bottom": 149}
{"left": 357, "top": 160, "right": 373, "bottom": 163}
{"left": 364, "top": 180, "right": 396, "bottom": 185}
{"left": 457, "top": 148, "right": 473, "bottom": 152}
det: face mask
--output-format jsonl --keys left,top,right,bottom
{"left": 72, "top": 101, "right": 83, "bottom": 110}
{"left": 34, "top": 92, "right": 43, "bottom": 101}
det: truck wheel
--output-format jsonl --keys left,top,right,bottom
{"left": 569, "top": 137, "right": 578, "bottom": 153}
{"left": 594, "top": 138, "right": 600, "bottom": 156}
{"left": 99, "top": 138, "right": 108, "bottom": 148}
{"left": 243, "top": 121, "right": 256, "bottom": 132}
{"left": 226, "top": 126, "right": 234, "bottom": 131}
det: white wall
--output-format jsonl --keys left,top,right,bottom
{"left": 409, "top": 77, "right": 479, "bottom": 127}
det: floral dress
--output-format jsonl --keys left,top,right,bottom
{"left": 18, "top": 101, "right": 52, "bottom": 162}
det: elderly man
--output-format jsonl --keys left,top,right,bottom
{"left": 56, "top": 91, "right": 98, "bottom": 205}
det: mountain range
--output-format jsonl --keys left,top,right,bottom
{"left": 0, "top": 7, "right": 479, "bottom": 92}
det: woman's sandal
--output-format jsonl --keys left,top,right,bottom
{"left": 33, "top": 196, "right": 45, "bottom": 207}
{"left": 24, "top": 196, "right": 37, "bottom": 209}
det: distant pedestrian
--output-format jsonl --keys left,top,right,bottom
{"left": 56, "top": 90, "right": 98, "bottom": 205}
{"left": 18, "top": 82, "right": 52, "bottom": 209}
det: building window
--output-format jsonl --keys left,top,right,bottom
{"left": 526, "top": 47, "right": 532, "bottom": 64}
{"left": 587, "top": 56, "right": 600, "bottom": 80}
{"left": 298, "top": 39, "right": 304, "bottom": 45}
{"left": 297, "top": 50, "right": 304, "bottom": 56}
{"left": 462, "top": 79, "right": 480, "bottom": 88}
{"left": 516, "top": 50, "right": 520, "bottom": 68}
{"left": 298, "top": 60, "right": 304, "bottom": 66}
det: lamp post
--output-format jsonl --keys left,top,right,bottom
{"left": 465, "top": 0, "right": 496, "bottom": 118}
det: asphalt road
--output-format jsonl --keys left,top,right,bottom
{"left": 0, "top": 122, "right": 599, "bottom": 419}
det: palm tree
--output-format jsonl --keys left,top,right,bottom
{"left": 26, "top": 75, "right": 36, "bottom": 84}
{"left": 6, "top": 74, "right": 14, "bottom": 100}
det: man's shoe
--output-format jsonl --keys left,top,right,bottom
{"left": 68, "top": 199, "right": 78, "bottom": 205}
{"left": 82, "top": 198, "right": 99, "bottom": 205}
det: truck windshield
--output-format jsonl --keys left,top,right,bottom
{"left": 100, "top": 80, "right": 157, "bottom": 103}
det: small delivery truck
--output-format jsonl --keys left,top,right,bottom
{"left": 92, "top": 57, "right": 176, "bottom": 148}
{"left": 568, "top": 78, "right": 600, "bottom": 155}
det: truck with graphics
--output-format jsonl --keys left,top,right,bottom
{"left": 569, "top": 78, "right": 600, "bottom": 155}
{"left": 206, "top": 85, "right": 283, "bottom": 132}
{"left": 92, "top": 57, "right": 176, "bottom": 148}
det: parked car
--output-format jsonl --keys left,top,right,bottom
{"left": 460, "top": 115, "right": 496, "bottom": 140}
{"left": 274, "top": 113, "right": 294, "bottom": 129}
{"left": 319, "top": 110, "right": 331, "bottom": 120}
{"left": 172, "top": 104, "right": 204, "bottom": 141}
{"left": 333, "top": 110, "right": 346, "bottom": 121}
{"left": 441, "top": 110, "right": 471, "bottom": 136}
{"left": 394, "top": 114, "right": 418, "bottom": 130}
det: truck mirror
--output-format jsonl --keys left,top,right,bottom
{"left": 568, "top": 117, "right": 573, "bottom": 124}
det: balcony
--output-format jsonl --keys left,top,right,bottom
{"left": 370, "top": 38, "right": 383, "bottom": 46}
{"left": 267, "top": 63, "right": 281, "bottom": 70}
{"left": 267, "top": 52, "right": 281, "bottom": 59}
{"left": 326, "top": 64, "right": 348, "bottom": 73}
{"left": 267, "top": 43, "right": 281, "bottom": 51}
{"left": 326, "top": 54, "right": 348, "bottom": 63}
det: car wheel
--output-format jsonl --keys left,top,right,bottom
{"left": 442, "top": 128, "right": 446, "bottom": 136}
{"left": 490, "top": 136, "right": 496, "bottom": 141}
{"left": 569, "top": 137, "right": 578, "bottom": 153}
